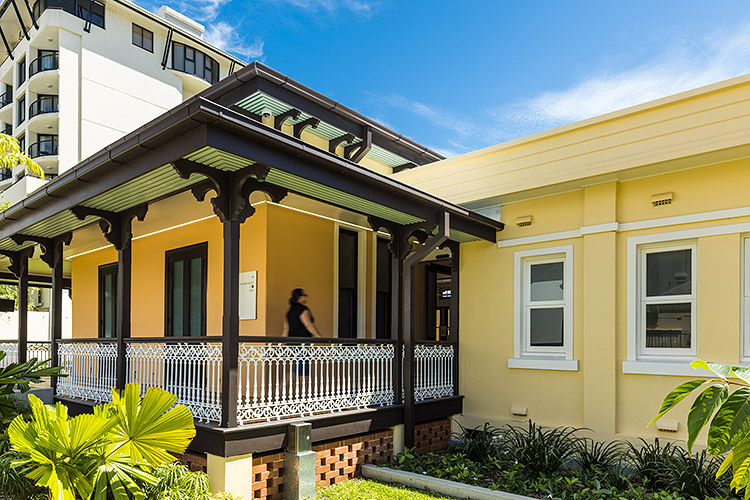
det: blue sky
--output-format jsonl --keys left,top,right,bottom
{"left": 139, "top": 0, "right": 750, "bottom": 157}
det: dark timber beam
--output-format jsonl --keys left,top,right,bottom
{"left": 293, "top": 117, "right": 319, "bottom": 139}
{"left": 403, "top": 212, "right": 450, "bottom": 447}
{"left": 0, "top": 26, "right": 13, "bottom": 60}
{"left": 71, "top": 204, "right": 148, "bottom": 389}
{"left": 172, "top": 159, "right": 288, "bottom": 428}
{"left": 10, "top": 0, "right": 28, "bottom": 40}
{"left": 274, "top": 108, "right": 300, "bottom": 130}
{"left": 23, "top": 0, "right": 37, "bottom": 29}
{"left": 11, "top": 233, "right": 72, "bottom": 388}
{"left": 0, "top": 272, "right": 70, "bottom": 288}
{"left": 0, "top": 247, "right": 34, "bottom": 362}
{"left": 344, "top": 125, "right": 372, "bottom": 163}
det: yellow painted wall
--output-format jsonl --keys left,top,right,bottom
{"left": 70, "top": 201, "right": 383, "bottom": 341}
{"left": 455, "top": 157, "right": 750, "bottom": 445}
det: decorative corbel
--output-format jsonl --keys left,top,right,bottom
{"left": 274, "top": 108, "right": 301, "bottom": 130}
{"left": 172, "top": 159, "right": 287, "bottom": 223}
{"left": 70, "top": 204, "right": 148, "bottom": 251}
{"left": 293, "top": 117, "right": 320, "bottom": 139}
{"left": 329, "top": 133, "right": 355, "bottom": 154}
{"left": 0, "top": 246, "right": 34, "bottom": 279}
{"left": 10, "top": 232, "right": 72, "bottom": 269}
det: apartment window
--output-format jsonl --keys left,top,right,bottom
{"left": 165, "top": 243, "right": 207, "bottom": 337}
{"left": 17, "top": 57, "right": 25, "bottom": 87}
{"left": 99, "top": 264, "right": 117, "bottom": 339}
{"left": 17, "top": 95, "right": 24, "bottom": 125}
{"left": 743, "top": 238, "right": 750, "bottom": 360}
{"left": 512, "top": 246, "right": 574, "bottom": 366}
{"left": 637, "top": 243, "right": 696, "bottom": 358}
{"left": 375, "top": 237, "right": 392, "bottom": 339}
{"left": 132, "top": 24, "right": 153, "bottom": 52}
{"left": 76, "top": 0, "right": 105, "bottom": 28}
{"left": 172, "top": 42, "right": 220, "bottom": 84}
{"left": 17, "top": 133, "right": 24, "bottom": 154}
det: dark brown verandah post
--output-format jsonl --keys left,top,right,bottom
{"left": 71, "top": 205, "right": 149, "bottom": 389}
{"left": 0, "top": 247, "right": 33, "bottom": 363}
{"left": 10, "top": 233, "right": 72, "bottom": 389}
{"left": 402, "top": 212, "right": 450, "bottom": 448}
{"left": 172, "top": 159, "right": 287, "bottom": 428}
{"left": 446, "top": 240, "right": 460, "bottom": 397}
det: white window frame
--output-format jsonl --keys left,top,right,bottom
{"left": 510, "top": 245, "right": 574, "bottom": 369}
{"left": 742, "top": 237, "right": 750, "bottom": 361}
{"left": 634, "top": 241, "right": 697, "bottom": 360}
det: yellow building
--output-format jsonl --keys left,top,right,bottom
{"left": 394, "top": 74, "right": 750, "bottom": 445}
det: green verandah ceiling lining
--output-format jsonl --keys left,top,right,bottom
{"left": 233, "top": 91, "right": 410, "bottom": 169}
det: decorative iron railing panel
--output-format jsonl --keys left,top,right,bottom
{"left": 236, "top": 342, "right": 395, "bottom": 424}
{"left": 27, "top": 341, "right": 52, "bottom": 364}
{"left": 56, "top": 341, "right": 117, "bottom": 404}
{"left": 125, "top": 341, "right": 223, "bottom": 423}
{"left": 414, "top": 343, "right": 455, "bottom": 402}
{"left": 0, "top": 342, "right": 18, "bottom": 367}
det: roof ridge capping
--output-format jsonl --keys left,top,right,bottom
{"left": 202, "top": 62, "right": 444, "bottom": 166}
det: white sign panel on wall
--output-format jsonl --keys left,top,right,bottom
{"left": 239, "top": 270, "right": 257, "bottom": 320}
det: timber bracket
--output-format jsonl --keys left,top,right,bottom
{"left": 10, "top": 233, "right": 72, "bottom": 269}
{"left": 70, "top": 204, "right": 148, "bottom": 250}
{"left": 172, "top": 159, "right": 287, "bottom": 223}
{"left": 0, "top": 247, "right": 34, "bottom": 279}
{"left": 274, "top": 108, "right": 300, "bottom": 130}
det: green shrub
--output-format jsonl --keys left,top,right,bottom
{"left": 626, "top": 438, "right": 680, "bottom": 488}
{"left": 389, "top": 449, "right": 489, "bottom": 486}
{"left": 500, "top": 421, "right": 583, "bottom": 475}
{"left": 666, "top": 448, "right": 729, "bottom": 499}
{"left": 450, "top": 421, "right": 502, "bottom": 463}
{"left": 0, "top": 449, "right": 46, "bottom": 499}
{"left": 146, "top": 462, "right": 213, "bottom": 500}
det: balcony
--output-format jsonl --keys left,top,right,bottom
{"left": 0, "top": 89, "right": 11, "bottom": 108}
{"left": 29, "top": 53, "right": 59, "bottom": 78}
{"left": 28, "top": 138, "right": 58, "bottom": 158}
{"left": 29, "top": 95, "right": 58, "bottom": 119}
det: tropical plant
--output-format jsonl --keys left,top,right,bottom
{"left": 0, "top": 353, "right": 63, "bottom": 431}
{"left": 574, "top": 438, "right": 625, "bottom": 475}
{"left": 0, "top": 133, "right": 44, "bottom": 179}
{"left": 668, "top": 448, "right": 729, "bottom": 498}
{"left": 500, "top": 421, "right": 583, "bottom": 475}
{"left": 146, "top": 462, "right": 212, "bottom": 500}
{"left": 451, "top": 421, "right": 502, "bottom": 463}
{"left": 650, "top": 360, "right": 750, "bottom": 496}
{"left": 625, "top": 438, "right": 680, "bottom": 488}
{"left": 8, "top": 383, "right": 196, "bottom": 500}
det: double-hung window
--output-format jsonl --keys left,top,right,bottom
{"left": 637, "top": 243, "right": 696, "bottom": 358}
{"left": 512, "top": 245, "right": 574, "bottom": 369}
{"left": 165, "top": 243, "right": 207, "bottom": 337}
{"left": 99, "top": 263, "right": 117, "bottom": 339}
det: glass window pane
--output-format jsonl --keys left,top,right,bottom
{"left": 646, "top": 249, "right": 692, "bottom": 296}
{"left": 171, "top": 260, "right": 184, "bottom": 336}
{"left": 143, "top": 29, "right": 153, "bottom": 52}
{"left": 188, "top": 257, "right": 202, "bottom": 336}
{"left": 645, "top": 303, "right": 691, "bottom": 348}
{"left": 530, "top": 307, "right": 564, "bottom": 346}
{"left": 530, "top": 261, "right": 564, "bottom": 301}
{"left": 132, "top": 25, "right": 141, "bottom": 46}
{"left": 172, "top": 44, "right": 184, "bottom": 71}
{"left": 103, "top": 273, "right": 113, "bottom": 338}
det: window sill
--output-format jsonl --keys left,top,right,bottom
{"left": 508, "top": 357, "right": 578, "bottom": 371}
{"left": 622, "top": 360, "right": 712, "bottom": 377}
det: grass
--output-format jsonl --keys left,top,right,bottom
{"left": 317, "top": 479, "right": 456, "bottom": 500}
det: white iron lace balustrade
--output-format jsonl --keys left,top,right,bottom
{"left": 0, "top": 342, "right": 18, "bottom": 367}
{"left": 414, "top": 343, "right": 455, "bottom": 402}
{"left": 56, "top": 341, "right": 117, "bottom": 404}
{"left": 125, "top": 340, "right": 223, "bottom": 423}
{"left": 236, "top": 340, "right": 395, "bottom": 424}
{"left": 27, "top": 341, "right": 52, "bottom": 364}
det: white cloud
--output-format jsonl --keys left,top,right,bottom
{"left": 371, "top": 23, "right": 750, "bottom": 152}
{"left": 175, "top": 0, "right": 230, "bottom": 22}
{"left": 204, "top": 22, "right": 265, "bottom": 60}
{"left": 277, "top": 0, "right": 379, "bottom": 16}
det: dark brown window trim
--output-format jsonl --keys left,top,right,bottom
{"left": 98, "top": 263, "right": 117, "bottom": 339}
{"left": 165, "top": 242, "right": 208, "bottom": 337}
{"left": 132, "top": 23, "right": 154, "bottom": 53}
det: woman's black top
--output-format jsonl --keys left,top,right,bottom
{"left": 287, "top": 303, "right": 313, "bottom": 337}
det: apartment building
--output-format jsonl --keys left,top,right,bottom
{"left": 0, "top": 0, "right": 245, "bottom": 205}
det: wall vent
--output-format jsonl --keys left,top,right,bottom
{"left": 655, "top": 419, "right": 679, "bottom": 432}
{"left": 651, "top": 192, "right": 673, "bottom": 206}
{"left": 515, "top": 215, "right": 533, "bottom": 227}
{"left": 511, "top": 405, "right": 528, "bottom": 416}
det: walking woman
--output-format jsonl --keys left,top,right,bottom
{"left": 281, "top": 288, "right": 322, "bottom": 338}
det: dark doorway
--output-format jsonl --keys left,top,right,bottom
{"left": 338, "top": 228, "right": 358, "bottom": 338}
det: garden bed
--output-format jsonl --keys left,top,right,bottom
{"left": 380, "top": 421, "right": 738, "bottom": 500}
{"left": 317, "top": 478, "right": 457, "bottom": 500}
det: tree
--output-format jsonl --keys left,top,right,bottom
{"left": 8, "top": 384, "right": 196, "bottom": 500}
{"left": 650, "top": 360, "right": 750, "bottom": 497}
{"left": 0, "top": 133, "right": 44, "bottom": 180}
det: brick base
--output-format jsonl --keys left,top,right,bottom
{"left": 250, "top": 429, "right": 394, "bottom": 500}
{"left": 173, "top": 450, "right": 207, "bottom": 473}
{"left": 414, "top": 418, "right": 452, "bottom": 453}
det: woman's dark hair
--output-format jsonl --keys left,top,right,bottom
{"left": 289, "top": 288, "right": 306, "bottom": 306}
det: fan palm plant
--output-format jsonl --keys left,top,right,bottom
{"left": 0, "top": 133, "right": 44, "bottom": 182}
{"left": 8, "top": 383, "right": 196, "bottom": 500}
